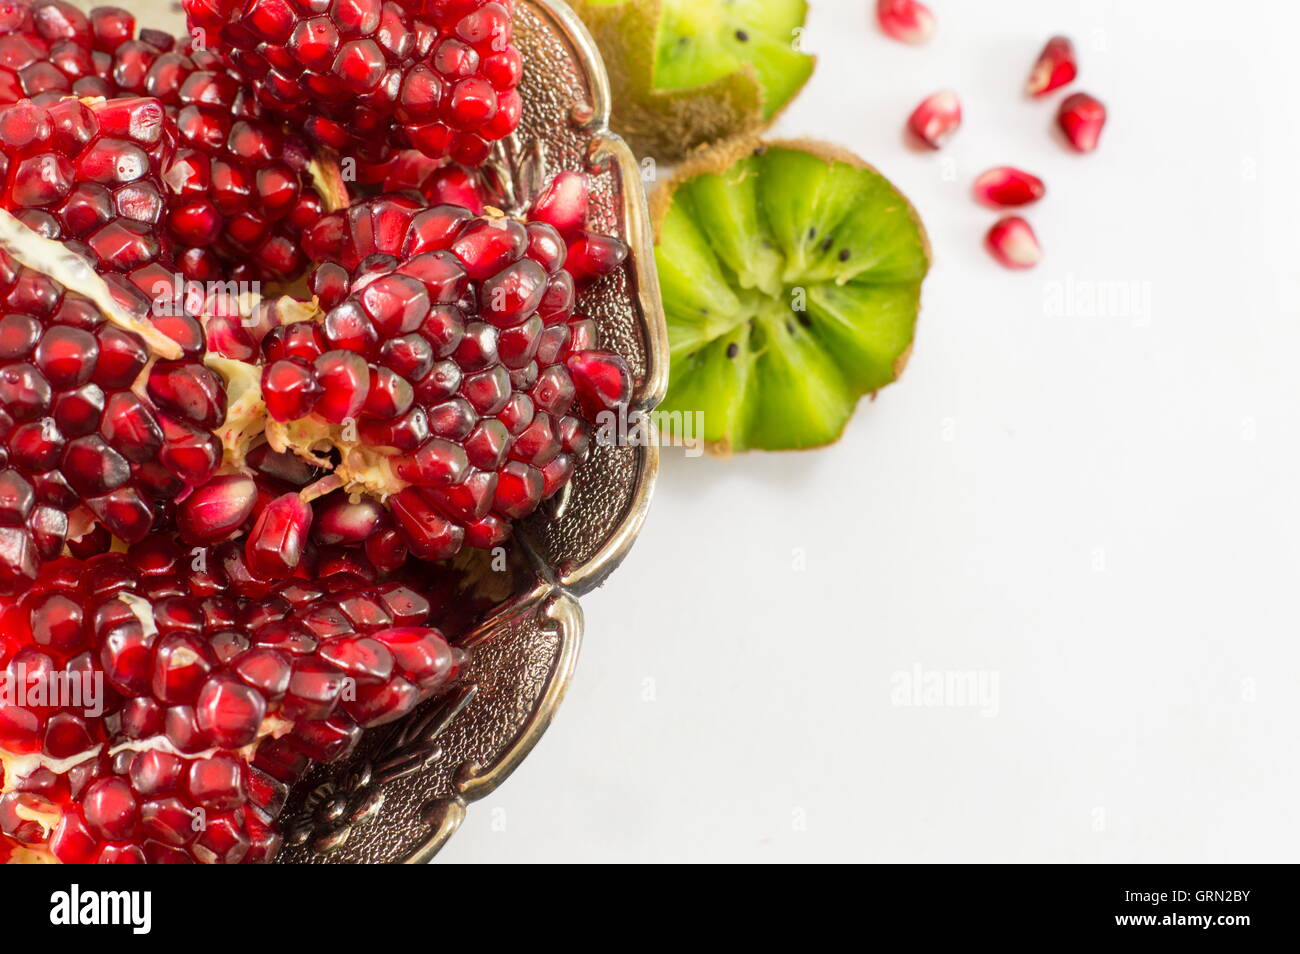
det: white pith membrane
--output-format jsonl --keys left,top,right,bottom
{"left": 0, "top": 212, "right": 351, "bottom": 861}
{"left": 0, "top": 209, "right": 182, "bottom": 361}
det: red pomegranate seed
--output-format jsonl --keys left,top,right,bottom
{"left": 82, "top": 777, "right": 137, "bottom": 840}
{"left": 985, "top": 216, "right": 1042, "bottom": 269}
{"left": 1027, "top": 36, "right": 1078, "bottom": 97}
{"left": 492, "top": 460, "right": 543, "bottom": 519}
{"left": 262, "top": 358, "right": 324, "bottom": 422}
{"left": 152, "top": 632, "right": 214, "bottom": 704}
{"left": 563, "top": 232, "right": 629, "bottom": 285}
{"left": 312, "top": 494, "right": 387, "bottom": 545}
{"left": 907, "top": 90, "right": 961, "bottom": 149}
{"left": 177, "top": 475, "right": 258, "bottom": 545}
{"left": 450, "top": 218, "right": 527, "bottom": 281}
{"left": 876, "top": 0, "right": 934, "bottom": 44}
{"left": 281, "top": 658, "right": 346, "bottom": 721}
{"left": 566, "top": 350, "right": 632, "bottom": 417}
{"left": 245, "top": 492, "right": 313, "bottom": 579}
{"left": 364, "top": 526, "right": 408, "bottom": 572}
{"left": 479, "top": 259, "right": 548, "bottom": 326}
{"left": 371, "top": 626, "right": 456, "bottom": 690}
{"left": 973, "top": 167, "right": 1046, "bottom": 207}
{"left": 186, "top": 755, "right": 246, "bottom": 811}
{"left": 388, "top": 487, "right": 464, "bottom": 560}
{"left": 1058, "top": 92, "right": 1107, "bottom": 152}
{"left": 313, "top": 350, "right": 370, "bottom": 423}
{"left": 527, "top": 171, "right": 590, "bottom": 237}
{"left": 195, "top": 674, "right": 266, "bottom": 748}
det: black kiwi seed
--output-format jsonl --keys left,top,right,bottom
{"left": 785, "top": 320, "right": 795, "bottom": 335}
{"left": 807, "top": 227, "right": 816, "bottom": 240}
{"left": 838, "top": 248, "right": 851, "bottom": 261}
{"left": 819, "top": 237, "right": 832, "bottom": 252}
{"left": 798, "top": 314, "right": 812, "bottom": 328}
{"left": 726, "top": 343, "right": 739, "bottom": 358}
{"left": 735, "top": 30, "right": 749, "bottom": 42}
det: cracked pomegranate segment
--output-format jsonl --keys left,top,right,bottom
{"left": 181, "top": 0, "right": 523, "bottom": 165}
{"left": 0, "top": 2, "right": 345, "bottom": 284}
{"left": 0, "top": 94, "right": 174, "bottom": 281}
{"left": 241, "top": 180, "right": 634, "bottom": 560}
{"left": 0, "top": 207, "right": 221, "bottom": 593}
{"left": 0, "top": 544, "right": 468, "bottom": 862}
{"left": 0, "top": 0, "right": 640, "bottom": 865}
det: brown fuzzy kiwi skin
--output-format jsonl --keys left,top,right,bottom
{"left": 569, "top": 0, "right": 814, "bottom": 163}
{"left": 651, "top": 137, "right": 931, "bottom": 455}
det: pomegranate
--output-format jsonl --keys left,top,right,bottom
{"left": 180, "top": 0, "right": 523, "bottom": 165}
{"left": 0, "top": 0, "right": 640, "bottom": 867}
{"left": 0, "top": 544, "right": 467, "bottom": 863}
{"left": 1026, "top": 35, "right": 1078, "bottom": 97}
{"left": 227, "top": 177, "right": 634, "bottom": 561}
{"left": 1058, "top": 92, "right": 1107, "bottom": 153}
{"left": 0, "top": 3, "right": 347, "bottom": 284}
{"left": 907, "top": 90, "right": 961, "bottom": 149}
{"left": 985, "top": 216, "right": 1041, "bottom": 270}
{"left": 875, "top": 0, "right": 934, "bottom": 45}
{"left": 973, "top": 167, "right": 1046, "bottom": 208}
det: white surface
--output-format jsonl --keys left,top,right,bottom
{"left": 439, "top": 0, "right": 1300, "bottom": 862}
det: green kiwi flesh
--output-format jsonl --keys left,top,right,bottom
{"left": 653, "top": 140, "right": 930, "bottom": 453}
{"left": 570, "top": 0, "right": 814, "bottom": 161}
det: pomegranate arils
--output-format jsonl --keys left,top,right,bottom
{"left": 566, "top": 350, "right": 632, "bottom": 418}
{"left": 985, "top": 216, "right": 1041, "bottom": 270}
{"left": 313, "top": 349, "right": 370, "bottom": 423}
{"left": 973, "top": 167, "right": 1046, "bottom": 208}
{"left": 182, "top": 0, "right": 523, "bottom": 165}
{"left": 245, "top": 491, "right": 312, "bottom": 578}
{"left": 1, "top": 96, "right": 172, "bottom": 279}
{"left": 528, "top": 171, "right": 589, "bottom": 237}
{"left": 196, "top": 674, "right": 265, "bottom": 748}
{"left": 907, "top": 90, "right": 961, "bottom": 149}
{"left": 563, "top": 231, "right": 629, "bottom": 286}
{"left": 1, "top": 544, "right": 468, "bottom": 863}
{"left": 1058, "top": 92, "right": 1106, "bottom": 153}
{"left": 177, "top": 474, "right": 257, "bottom": 545}
{"left": 876, "top": 0, "right": 934, "bottom": 45}
{"left": 262, "top": 357, "right": 323, "bottom": 422}
{"left": 1027, "top": 36, "right": 1077, "bottom": 97}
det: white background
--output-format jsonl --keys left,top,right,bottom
{"left": 439, "top": 0, "right": 1300, "bottom": 862}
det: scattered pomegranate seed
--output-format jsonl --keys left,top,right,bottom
{"left": 907, "top": 90, "right": 961, "bottom": 149}
{"left": 876, "top": 0, "right": 934, "bottom": 44}
{"left": 973, "top": 167, "right": 1046, "bottom": 207}
{"left": 1058, "top": 92, "right": 1107, "bottom": 152}
{"left": 1027, "top": 36, "right": 1078, "bottom": 97}
{"left": 985, "top": 216, "right": 1041, "bottom": 270}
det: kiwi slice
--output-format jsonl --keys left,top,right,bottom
{"left": 571, "top": 0, "right": 814, "bottom": 161}
{"left": 652, "top": 139, "right": 930, "bottom": 453}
